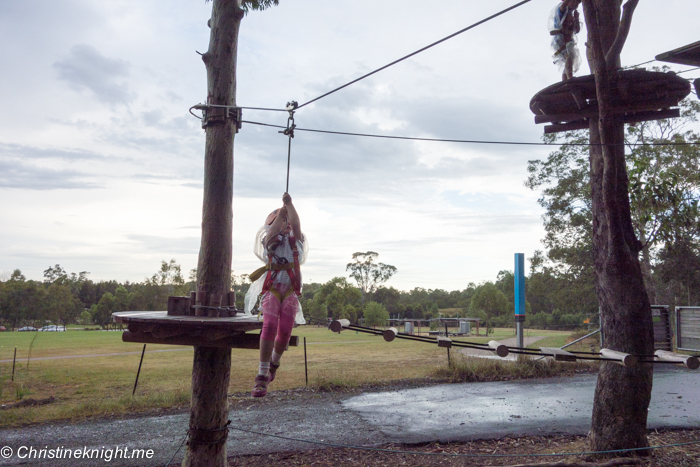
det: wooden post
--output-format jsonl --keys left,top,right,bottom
{"left": 183, "top": 1, "right": 244, "bottom": 466}
{"left": 654, "top": 350, "right": 699, "bottom": 370}
{"left": 540, "top": 347, "right": 577, "bottom": 362}
{"left": 488, "top": 340, "right": 509, "bottom": 358}
{"left": 329, "top": 319, "right": 350, "bottom": 333}
{"left": 382, "top": 327, "right": 398, "bottom": 342}
{"left": 304, "top": 337, "right": 308, "bottom": 386}
{"left": 600, "top": 348, "right": 638, "bottom": 369}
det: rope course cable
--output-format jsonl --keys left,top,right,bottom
{"left": 295, "top": 0, "right": 534, "bottom": 109}
{"left": 242, "top": 120, "right": 700, "bottom": 147}
{"left": 228, "top": 426, "right": 700, "bottom": 459}
{"left": 319, "top": 318, "right": 697, "bottom": 364}
{"left": 676, "top": 67, "right": 700, "bottom": 75}
{"left": 622, "top": 59, "right": 657, "bottom": 69}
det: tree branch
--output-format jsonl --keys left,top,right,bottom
{"left": 605, "top": 0, "right": 639, "bottom": 68}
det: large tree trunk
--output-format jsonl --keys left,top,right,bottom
{"left": 582, "top": 0, "right": 654, "bottom": 455}
{"left": 184, "top": 1, "right": 243, "bottom": 466}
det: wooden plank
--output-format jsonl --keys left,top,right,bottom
{"left": 437, "top": 336, "right": 452, "bottom": 348}
{"left": 600, "top": 349, "right": 637, "bottom": 368}
{"left": 545, "top": 120, "right": 590, "bottom": 134}
{"left": 112, "top": 311, "right": 262, "bottom": 332}
{"left": 540, "top": 347, "right": 577, "bottom": 362}
{"left": 122, "top": 331, "right": 298, "bottom": 349}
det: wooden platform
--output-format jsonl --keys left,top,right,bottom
{"left": 112, "top": 311, "right": 297, "bottom": 349}
{"left": 530, "top": 69, "right": 691, "bottom": 133}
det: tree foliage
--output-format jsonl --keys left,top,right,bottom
{"left": 363, "top": 301, "right": 389, "bottom": 327}
{"left": 526, "top": 96, "right": 700, "bottom": 305}
{"left": 346, "top": 252, "right": 397, "bottom": 303}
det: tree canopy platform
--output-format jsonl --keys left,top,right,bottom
{"left": 530, "top": 69, "right": 691, "bottom": 134}
{"left": 113, "top": 311, "right": 298, "bottom": 349}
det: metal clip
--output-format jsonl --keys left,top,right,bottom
{"left": 279, "top": 105, "right": 296, "bottom": 138}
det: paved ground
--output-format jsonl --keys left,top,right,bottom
{"left": 0, "top": 367, "right": 697, "bottom": 466}
{"left": 458, "top": 335, "right": 548, "bottom": 360}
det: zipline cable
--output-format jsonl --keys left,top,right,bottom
{"left": 296, "top": 0, "right": 534, "bottom": 109}
{"left": 242, "top": 119, "right": 700, "bottom": 147}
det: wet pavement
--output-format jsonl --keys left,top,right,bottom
{"left": 0, "top": 367, "right": 697, "bottom": 466}
{"left": 343, "top": 367, "right": 700, "bottom": 443}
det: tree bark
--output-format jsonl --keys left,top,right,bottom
{"left": 196, "top": 0, "right": 243, "bottom": 299}
{"left": 183, "top": 347, "right": 232, "bottom": 467}
{"left": 184, "top": 1, "right": 243, "bottom": 466}
{"left": 582, "top": 0, "right": 654, "bottom": 456}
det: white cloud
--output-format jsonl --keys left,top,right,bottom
{"left": 1, "top": 0, "right": 699, "bottom": 290}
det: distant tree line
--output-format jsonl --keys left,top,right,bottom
{"left": 0, "top": 261, "right": 193, "bottom": 330}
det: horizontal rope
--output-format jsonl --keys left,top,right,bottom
{"left": 296, "top": 0, "right": 533, "bottom": 109}
{"left": 229, "top": 426, "right": 700, "bottom": 458}
{"left": 241, "top": 120, "right": 700, "bottom": 147}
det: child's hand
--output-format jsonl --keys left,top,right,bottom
{"left": 282, "top": 192, "right": 292, "bottom": 205}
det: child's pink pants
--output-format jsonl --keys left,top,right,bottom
{"left": 260, "top": 283, "right": 298, "bottom": 346}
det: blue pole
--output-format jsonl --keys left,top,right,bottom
{"left": 514, "top": 253, "right": 525, "bottom": 349}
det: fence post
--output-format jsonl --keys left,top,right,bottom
{"left": 304, "top": 337, "right": 308, "bottom": 386}
{"left": 132, "top": 344, "right": 146, "bottom": 396}
{"left": 12, "top": 347, "right": 17, "bottom": 382}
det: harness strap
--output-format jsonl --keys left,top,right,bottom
{"left": 251, "top": 235, "right": 303, "bottom": 315}
{"left": 249, "top": 262, "right": 294, "bottom": 282}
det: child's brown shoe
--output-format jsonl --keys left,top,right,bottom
{"left": 251, "top": 374, "right": 269, "bottom": 397}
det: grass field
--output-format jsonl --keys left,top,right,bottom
{"left": 0, "top": 326, "right": 577, "bottom": 428}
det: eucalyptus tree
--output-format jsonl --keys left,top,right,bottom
{"left": 582, "top": 0, "right": 652, "bottom": 453}
{"left": 346, "top": 252, "right": 397, "bottom": 304}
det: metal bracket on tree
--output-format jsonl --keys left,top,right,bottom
{"left": 190, "top": 103, "right": 243, "bottom": 132}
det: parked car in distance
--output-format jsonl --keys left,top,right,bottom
{"left": 38, "top": 325, "right": 66, "bottom": 332}
{"left": 0, "top": 326, "right": 6, "bottom": 332}
{"left": 17, "top": 326, "right": 37, "bottom": 332}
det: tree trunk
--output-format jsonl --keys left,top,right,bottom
{"left": 582, "top": 0, "right": 654, "bottom": 456}
{"left": 183, "top": 347, "right": 232, "bottom": 467}
{"left": 637, "top": 226, "right": 657, "bottom": 304}
{"left": 184, "top": 1, "right": 243, "bottom": 466}
{"left": 196, "top": 0, "right": 243, "bottom": 297}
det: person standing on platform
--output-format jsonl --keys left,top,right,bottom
{"left": 549, "top": 0, "right": 582, "bottom": 81}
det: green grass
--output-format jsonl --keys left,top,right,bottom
{"left": 434, "top": 355, "right": 596, "bottom": 383}
{"left": 0, "top": 325, "right": 579, "bottom": 428}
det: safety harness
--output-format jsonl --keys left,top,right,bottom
{"left": 249, "top": 235, "right": 302, "bottom": 305}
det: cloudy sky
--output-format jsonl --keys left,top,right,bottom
{"left": 1, "top": 0, "right": 699, "bottom": 291}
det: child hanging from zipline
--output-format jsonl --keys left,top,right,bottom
{"left": 244, "top": 192, "right": 307, "bottom": 398}
{"left": 549, "top": 0, "right": 582, "bottom": 81}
